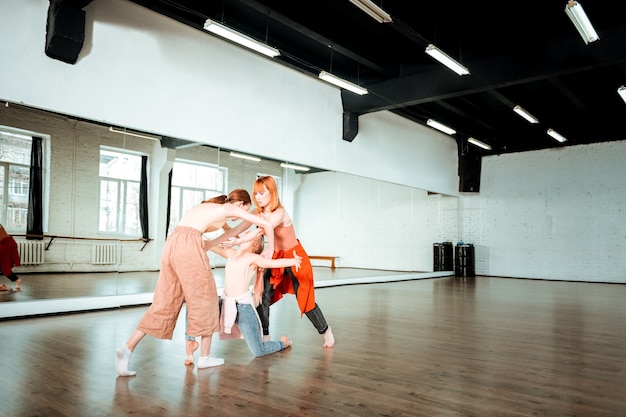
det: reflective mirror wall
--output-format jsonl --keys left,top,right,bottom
{"left": 0, "top": 104, "right": 457, "bottom": 318}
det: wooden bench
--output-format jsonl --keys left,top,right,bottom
{"left": 308, "top": 255, "right": 339, "bottom": 270}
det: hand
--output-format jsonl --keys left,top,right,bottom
{"left": 219, "top": 237, "right": 237, "bottom": 248}
{"left": 293, "top": 251, "right": 302, "bottom": 271}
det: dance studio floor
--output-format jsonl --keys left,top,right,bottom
{"left": 1, "top": 273, "right": 624, "bottom": 416}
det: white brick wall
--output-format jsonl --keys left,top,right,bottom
{"left": 460, "top": 141, "right": 626, "bottom": 283}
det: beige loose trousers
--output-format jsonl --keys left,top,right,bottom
{"left": 137, "top": 226, "right": 219, "bottom": 339}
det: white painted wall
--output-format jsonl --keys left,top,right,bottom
{"left": 459, "top": 142, "right": 626, "bottom": 283}
{"left": 0, "top": 0, "right": 459, "bottom": 196}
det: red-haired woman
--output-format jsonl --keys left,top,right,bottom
{"left": 250, "top": 175, "right": 335, "bottom": 347}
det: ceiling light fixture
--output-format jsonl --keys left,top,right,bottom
{"left": 109, "top": 127, "right": 160, "bottom": 141}
{"left": 513, "top": 105, "right": 539, "bottom": 124}
{"left": 425, "top": 44, "right": 470, "bottom": 76}
{"left": 468, "top": 137, "right": 492, "bottom": 150}
{"left": 348, "top": 0, "right": 392, "bottom": 23}
{"left": 565, "top": 1, "right": 599, "bottom": 44}
{"left": 203, "top": 19, "right": 281, "bottom": 58}
{"left": 426, "top": 119, "right": 456, "bottom": 135}
{"left": 280, "top": 162, "right": 310, "bottom": 171}
{"left": 618, "top": 85, "right": 626, "bottom": 104}
{"left": 318, "top": 71, "right": 368, "bottom": 95}
{"left": 547, "top": 128, "right": 567, "bottom": 142}
{"left": 230, "top": 151, "right": 261, "bottom": 162}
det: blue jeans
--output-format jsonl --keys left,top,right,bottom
{"left": 236, "top": 303, "right": 285, "bottom": 357}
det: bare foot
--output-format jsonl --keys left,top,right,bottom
{"left": 185, "top": 340, "right": 199, "bottom": 365}
{"left": 0, "top": 284, "right": 11, "bottom": 292}
{"left": 15, "top": 277, "right": 22, "bottom": 290}
{"left": 280, "top": 336, "right": 292, "bottom": 349}
{"left": 322, "top": 326, "right": 335, "bottom": 348}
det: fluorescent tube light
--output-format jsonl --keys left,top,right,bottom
{"left": 425, "top": 44, "right": 470, "bottom": 76}
{"left": 230, "top": 151, "right": 261, "bottom": 162}
{"left": 280, "top": 162, "right": 310, "bottom": 171}
{"left": 318, "top": 71, "right": 368, "bottom": 95}
{"left": 203, "top": 19, "right": 280, "bottom": 58}
{"left": 565, "top": 1, "right": 599, "bottom": 44}
{"left": 618, "top": 86, "right": 626, "bottom": 104}
{"left": 109, "top": 127, "right": 160, "bottom": 141}
{"left": 348, "top": 0, "right": 392, "bottom": 23}
{"left": 468, "top": 137, "right": 492, "bottom": 150}
{"left": 547, "top": 128, "right": 567, "bottom": 143}
{"left": 513, "top": 105, "right": 539, "bottom": 124}
{"left": 426, "top": 119, "right": 456, "bottom": 135}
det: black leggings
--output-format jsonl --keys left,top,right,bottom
{"left": 256, "top": 267, "right": 329, "bottom": 335}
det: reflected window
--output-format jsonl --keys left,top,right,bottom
{"left": 0, "top": 130, "right": 38, "bottom": 232}
{"left": 168, "top": 160, "right": 227, "bottom": 234}
{"left": 99, "top": 147, "right": 143, "bottom": 235}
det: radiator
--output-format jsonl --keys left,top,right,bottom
{"left": 17, "top": 241, "right": 46, "bottom": 265}
{"left": 92, "top": 244, "right": 118, "bottom": 265}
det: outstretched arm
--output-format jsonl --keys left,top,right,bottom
{"left": 209, "top": 220, "right": 253, "bottom": 248}
{"left": 223, "top": 205, "right": 275, "bottom": 256}
{"left": 252, "top": 250, "right": 301, "bottom": 271}
{"left": 219, "top": 227, "right": 264, "bottom": 248}
{"left": 209, "top": 245, "right": 234, "bottom": 259}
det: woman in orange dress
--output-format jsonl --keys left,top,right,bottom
{"left": 250, "top": 176, "right": 334, "bottom": 348}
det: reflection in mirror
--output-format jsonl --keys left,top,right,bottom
{"left": 0, "top": 103, "right": 457, "bottom": 319}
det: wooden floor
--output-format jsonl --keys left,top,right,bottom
{"left": 1, "top": 275, "right": 625, "bottom": 416}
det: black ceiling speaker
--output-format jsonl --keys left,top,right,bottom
{"left": 45, "top": 0, "right": 86, "bottom": 64}
{"left": 343, "top": 112, "right": 359, "bottom": 142}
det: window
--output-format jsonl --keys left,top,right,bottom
{"left": 0, "top": 131, "right": 34, "bottom": 232}
{"left": 99, "top": 148, "right": 144, "bottom": 235}
{"left": 168, "top": 160, "right": 227, "bottom": 234}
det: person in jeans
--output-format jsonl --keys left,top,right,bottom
{"left": 185, "top": 232, "right": 300, "bottom": 363}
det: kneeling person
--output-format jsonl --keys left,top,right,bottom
{"left": 187, "top": 232, "right": 301, "bottom": 362}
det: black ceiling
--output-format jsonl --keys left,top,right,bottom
{"left": 127, "top": 0, "right": 626, "bottom": 156}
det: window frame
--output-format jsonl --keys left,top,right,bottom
{"left": 98, "top": 146, "right": 145, "bottom": 236}
{"left": 0, "top": 127, "right": 50, "bottom": 234}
